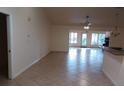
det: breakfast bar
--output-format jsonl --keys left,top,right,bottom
{"left": 103, "top": 47, "right": 124, "bottom": 85}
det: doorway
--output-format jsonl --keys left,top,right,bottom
{"left": 0, "top": 13, "right": 9, "bottom": 79}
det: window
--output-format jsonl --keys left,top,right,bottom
{"left": 69, "top": 32, "right": 77, "bottom": 44}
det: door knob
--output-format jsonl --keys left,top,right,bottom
{"left": 8, "top": 50, "right": 11, "bottom": 53}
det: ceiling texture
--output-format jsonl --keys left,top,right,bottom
{"left": 43, "top": 7, "right": 124, "bottom": 28}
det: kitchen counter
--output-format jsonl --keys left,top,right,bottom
{"left": 103, "top": 48, "right": 124, "bottom": 85}
{"left": 104, "top": 47, "right": 124, "bottom": 56}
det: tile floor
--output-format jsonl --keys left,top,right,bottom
{"left": 0, "top": 48, "right": 113, "bottom": 86}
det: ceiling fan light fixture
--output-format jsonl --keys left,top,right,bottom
{"left": 83, "top": 16, "right": 91, "bottom": 30}
{"left": 84, "top": 26, "right": 90, "bottom": 30}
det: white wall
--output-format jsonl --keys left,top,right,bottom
{"left": 50, "top": 25, "right": 109, "bottom": 52}
{"left": 0, "top": 8, "right": 50, "bottom": 79}
{"left": 51, "top": 24, "right": 124, "bottom": 52}
{"left": 50, "top": 26, "right": 69, "bottom": 52}
{"left": 50, "top": 25, "right": 124, "bottom": 53}
{"left": 109, "top": 28, "right": 124, "bottom": 48}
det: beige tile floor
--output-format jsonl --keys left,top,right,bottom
{"left": 0, "top": 48, "right": 113, "bottom": 86}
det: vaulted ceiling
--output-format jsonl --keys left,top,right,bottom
{"left": 43, "top": 7, "right": 124, "bottom": 28}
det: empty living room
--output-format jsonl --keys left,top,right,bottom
{"left": 0, "top": 7, "right": 124, "bottom": 86}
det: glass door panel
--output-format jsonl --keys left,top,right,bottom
{"left": 98, "top": 34, "right": 105, "bottom": 46}
{"left": 82, "top": 33, "right": 87, "bottom": 47}
{"left": 91, "top": 33, "right": 98, "bottom": 46}
{"left": 91, "top": 33, "right": 105, "bottom": 47}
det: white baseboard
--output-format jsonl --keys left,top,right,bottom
{"left": 11, "top": 51, "right": 50, "bottom": 80}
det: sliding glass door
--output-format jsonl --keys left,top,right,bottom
{"left": 91, "top": 33, "right": 105, "bottom": 47}
{"left": 91, "top": 33, "right": 98, "bottom": 46}
{"left": 98, "top": 34, "right": 106, "bottom": 46}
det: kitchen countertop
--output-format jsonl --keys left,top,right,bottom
{"left": 103, "top": 47, "right": 124, "bottom": 85}
{"left": 104, "top": 47, "right": 124, "bottom": 56}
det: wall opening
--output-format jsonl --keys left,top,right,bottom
{"left": 0, "top": 12, "right": 12, "bottom": 79}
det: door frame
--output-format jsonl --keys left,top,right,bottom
{"left": 0, "top": 12, "right": 13, "bottom": 79}
{"left": 7, "top": 14, "right": 13, "bottom": 79}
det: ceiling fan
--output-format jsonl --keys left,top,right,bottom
{"left": 83, "top": 16, "right": 92, "bottom": 30}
